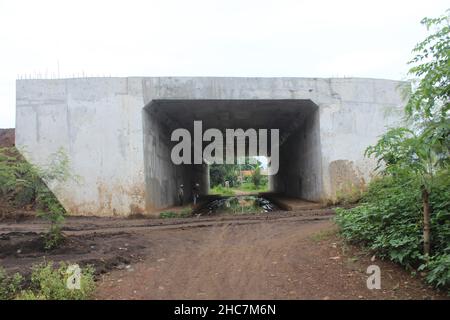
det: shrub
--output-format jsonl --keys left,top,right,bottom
{"left": 336, "top": 171, "right": 450, "bottom": 291}
{"left": 335, "top": 182, "right": 364, "bottom": 205}
{"left": 16, "top": 261, "right": 96, "bottom": 300}
{"left": 421, "top": 254, "right": 450, "bottom": 289}
{"left": 159, "top": 209, "right": 191, "bottom": 218}
{"left": 159, "top": 211, "right": 178, "bottom": 218}
{"left": 0, "top": 267, "right": 23, "bottom": 300}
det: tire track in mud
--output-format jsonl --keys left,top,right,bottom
{"left": 0, "top": 211, "right": 335, "bottom": 236}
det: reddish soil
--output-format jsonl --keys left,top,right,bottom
{"left": 0, "top": 128, "right": 15, "bottom": 147}
{"left": 0, "top": 211, "right": 447, "bottom": 300}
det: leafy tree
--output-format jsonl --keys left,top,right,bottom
{"left": 36, "top": 148, "right": 72, "bottom": 249}
{"left": 406, "top": 12, "right": 449, "bottom": 122}
{"left": 366, "top": 11, "right": 449, "bottom": 257}
{"left": 209, "top": 163, "right": 240, "bottom": 187}
{"left": 365, "top": 127, "right": 445, "bottom": 257}
{"left": 240, "top": 157, "right": 263, "bottom": 171}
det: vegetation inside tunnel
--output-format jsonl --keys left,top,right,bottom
{"left": 209, "top": 156, "right": 269, "bottom": 196}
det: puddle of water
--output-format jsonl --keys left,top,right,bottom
{"left": 197, "top": 196, "right": 278, "bottom": 215}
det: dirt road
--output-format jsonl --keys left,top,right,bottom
{"left": 0, "top": 210, "right": 446, "bottom": 300}
{"left": 93, "top": 216, "right": 445, "bottom": 300}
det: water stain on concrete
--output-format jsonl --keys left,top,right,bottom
{"left": 329, "top": 160, "right": 365, "bottom": 200}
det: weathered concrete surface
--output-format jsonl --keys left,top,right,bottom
{"left": 16, "top": 77, "right": 407, "bottom": 216}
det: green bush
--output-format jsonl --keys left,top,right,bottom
{"left": 1, "top": 261, "right": 95, "bottom": 300}
{"left": 0, "top": 267, "right": 23, "bottom": 300}
{"left": 336, "top": 171, "right": 450, "bottom": 290}
{"left": 0, "top": 147, "right": 71, "bottom": 249}
{"left": 159, "top": 208, "right": 191, "bottom": 218}
{"left": 421, "top": 254, "right": 450, "bottom": 289}
{"left": 16, "top": 261, "right": 96, "bottom": 300}
{"left": 335, "top": 182, "right": 364, "bottom": 205}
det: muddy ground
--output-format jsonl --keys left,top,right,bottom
{"left": 0, "top": 209, "right": 447, "bottom": 300}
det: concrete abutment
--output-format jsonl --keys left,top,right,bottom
{"left": 16, "top": 77, "right": 407, "bottom": 216}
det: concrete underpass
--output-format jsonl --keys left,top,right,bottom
{"left": 15, "top": 77, "right": 407, "bottom": 216}
{"left": 143, "top": 99, "right": 322, "bottom": 211}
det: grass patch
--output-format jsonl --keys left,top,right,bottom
{"left": 159, "top": 207, "right": 192, "bottom": 219}
{"left": 209, "top": 185, "right": 235, "bottom": 196}
{"left": 236, "top": 181, "right": 269, "bottom": 193}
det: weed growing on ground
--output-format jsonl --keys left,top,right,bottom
{"left": 16, "top": 261, "right": 95, "bottom": 300}
{"left": 0, "top": 267, "right": 23, "bottom": 300}
{"left": 159, "top": 208, "right": 192, "bottom": 219}
{"left": 1, "top": 261, "right": 96, "bottom": 300}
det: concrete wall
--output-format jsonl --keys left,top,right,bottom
{"left": 16, "top": 77, "right": 407, "bottom": 216}
{"left": 143, "top": 107, "right": 186, "bottom": 210}
{"left": 16, "top": 78, "right": 146, "bottom": 216}
{"left": 273, "top": 105, "right": 322, "bottom": 201}
{"left": 142, "top": 106, "right": 208, "bottom": 211}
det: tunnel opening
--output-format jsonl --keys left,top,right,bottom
{"left": 209, "top": 156, "right": 270, "bottom": 196}
{"left": 143, "top": 99, "right": 322, "bottom": 213}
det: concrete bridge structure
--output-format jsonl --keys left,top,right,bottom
{"left": 16, "top": 77, "right": 407, "bottom": 216}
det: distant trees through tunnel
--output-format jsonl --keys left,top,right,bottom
{"left": 209, "top": 156, "right": 270, "bottom": 196}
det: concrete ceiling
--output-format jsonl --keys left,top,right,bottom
{"left": 147, "top": 99, "right": 318, "bottom": 137}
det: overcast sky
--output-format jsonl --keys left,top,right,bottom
{"left": 0, "top": 0, "right": 448, "bottom": 128}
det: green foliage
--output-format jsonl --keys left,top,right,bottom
{"left": 0, "top": 147, "right": 40, "bottom": 205}
{"left": 367, "top": 10, "right": 448, "bottom": 183}
{"left": 335, "top": 181, "right": 364, "bottom": 205}
{"left": 209, "top": 163, "right": 240, "bottom": 188}
{"left": 210, "top": 181, "right": 269, "bottom": 195}
{"left": 251, "top": 167, "right": 262, "bottom": 187}
{"left": 1, "top": 261, "right": 95, "bottom": 300}
{"left": 209, "top": 157, "right": 266, "bottom": 188}
{"left": 0, "top": 149, "right": 19, "bottom": 197}
{"left": 363, "top": 10, "right": 449, "bottom": 262}
{"left": 36, "top": 149, "right": 72, "bottom": 249}
{"left": 0, "top": 147, "right": 73, "bottom": 249}
{"left": 421, "top": 254, "right": 450, "bottom": 288}
{"left": 0, "top": 267, "right": 23, "bottom": 300}
{"left": 159, "top": 211, "right": 178, "bottom": 218}
{"left": 365, "top": 126, "right": 447, "bottom": 191}
{"left": 16, "top": 261, "right": 96, "bottom": 300}
{"left": 336, "top": 172, "right": 450, "bottom": 290}
{"left": 340, "top": 11, "right": 450, "bottom": 291}
{"left": 159, "top": 208, "right": 192, "bottom": 219}
{"left": 239, "top": 181, "right": 268, "bottom": 193}
{"left": 210, "top": 185, "right": 235, "bottom": 196}
{"left": 406, "top": 11, "right": 449, "bottom": 121}
{"left": 395, "top": 10, "right": 450, "bottom": 186}
{"left": 239, "top": 157, "right": 262, "bottom": 171}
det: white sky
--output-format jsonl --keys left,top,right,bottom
{"left": 0, "top": 0, "right": 448, "bottom": 128}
